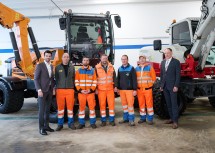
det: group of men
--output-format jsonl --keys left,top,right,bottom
{"left": 34, "top": 47, "right": 181, "bottom": 136}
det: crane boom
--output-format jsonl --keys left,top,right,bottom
{"left": 190, "top": 0, "right": 215, "bottom": 71}
{"left": 0, "top": 2, "right": 41, "bottom": 78}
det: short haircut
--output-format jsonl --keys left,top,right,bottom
{"left": 166, "top": 48, "right": 173, "bottom": 52}
{"left": 44, "top": 50, "right": 52, "bottom": 56}
{"left": 100, "top": 54, "right": 108, "bottom": 58}
{"left": 139, "top": 56, "right": 146, "bottom": 59}
{"left": 82, "top": 56, "right": 89, "bottom": 60}
{"left": 121, "top": 55, "right": 128, "bottom": 60}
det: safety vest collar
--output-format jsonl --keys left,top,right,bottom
{"left": 81, "top": 65, "right": 92, "bottom": 70}
{"left": 97, "top": 62, "right": 113, "bottom": 69}
{"left": 120, "top": 63, "right": 131, "bottom": 69}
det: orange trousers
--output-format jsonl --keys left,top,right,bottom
{"left": 137, "top": 88, "right": 154, "bottom": 121}
{"left": 98, "top": 89, "right": 115, "bottom": 122}
{"left": 119, "top": 90, "right": 135, "bottom": 121}
{"left": 78, "top": 93, "right": 96, "bottom": 125}
{"left": 56, "top": 89, "right": 74, "bottom": 125}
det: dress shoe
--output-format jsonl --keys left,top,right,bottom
{"left": 77, "top": 124, "right": 85, "bottom": 129}
{"left": 172, "top": 123, "right": 178, "bottom": 129}
{"left": 100, "top": 122, "right": 106, "bottom": 127}
{"left": 110, "top": 122, "right": 116, "bottom": 126}
{"left": 40, "top": 129, "right": 48, "bottom": 135}
{"left": 119, "top": 120, "right": 129, "bottom": 124}
{"left": 45, "top": 127, "right": 54, "bottom": 132}
{"left": 128, "top": 121, "right": 135, "bottom": 126}
{"left": 164, "top": 120, "right": 173, "bottom": 124}
{"left": 138, "top": 119, "right": 146, "bottom": 124}
{"left": 55, "top": 125, "right": 63, "bottom": 131}
{"left": 69, "top": 124, "right": 76, "bottom": 130}
{"left": 91, "top": 124, "right": 97, "bottom": 129}
{"left": 147, "top": 121, "right": 153, "bottom": 125}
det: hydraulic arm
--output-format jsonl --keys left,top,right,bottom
{"left": 0, "top": 2, "right": 41, "bottom": 78}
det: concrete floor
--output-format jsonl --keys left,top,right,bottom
{"left": 0, "top": 98, "right": 215, "bottom": 153}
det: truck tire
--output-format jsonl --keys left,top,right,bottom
{"left": 0, "top": 81, "right": 24, "bottom": 113}
{"left": 208, "top": 97, "right": 215, "bottom": 108}
{"left": 153, "top": 86, "right": 169, "bottom": 118}
{"left": 153, "top": 81, "right": 187, "bottom": 119}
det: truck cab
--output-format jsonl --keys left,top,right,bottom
{"left": 59, "top": 10, "right": 121, "bottom": 66}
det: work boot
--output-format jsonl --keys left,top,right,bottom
{"left": 129, "top": 121, "right": 135, "bottom": 126}
{"left": 147, "top": 121, "right": 153, "bottom": 125}
{"left": 68, "top": 124, "right": 76, "bottom": 130}
{"left": 110, "top": 121, "right": 116, "bottom": 126}
{"left": 119, "top": 120, "right": 129, "bottom": 124}
{"left": 172, "top": 123, "right": 178, "bottom": 129}
{"left": 77, "top": 124, "right": 85, "bottom": 129}
{"left": 138, "top": 119, "right": 146, "bottom": 124}
{"left": 164, "top": 119, "right": 173, "bottom": 124}
{"left": 100, "top": 122, "right": 106, "bottom": 127}
{"left": 55, "top": 125, "right": 63, "bottom": 131}
{"left": 91, "top": 124, "right": 97, "bottom": 129}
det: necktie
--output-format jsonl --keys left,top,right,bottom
{"left": 165, "top": 60, "right": 169, "bottom": 71}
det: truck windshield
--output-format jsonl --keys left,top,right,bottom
{"left": 172, "top": 21, "right": 191, "bottom": 47}
{"left": 69, "top": 19, "right": 111, "bottom": 64}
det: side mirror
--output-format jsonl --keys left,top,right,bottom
{"left": 59, "top": 18, "right": 66, "bottom": 30}
{"left": 153, "top": 40, "right": 162, "bottom": 51}
{"left": 114, "top": 16, "right": 121, "bottom": 28}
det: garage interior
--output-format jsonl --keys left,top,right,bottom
{"left": 0, "top": 0, "right": 215, "bottom": 153}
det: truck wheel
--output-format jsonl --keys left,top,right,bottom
{"left": 153, "top": 81, "right": 187, "bottom": 119}
{"left": 49, "top": 96, "right": 58, "bottom": 123}
{"left": 153, "top": 86, "right": 169, "bottom": 118}
{"left": 0, "top": 81, "right": 24, "bottom": 113}
{"left": 208, "top": 97, "right": 215, "bottom": 108}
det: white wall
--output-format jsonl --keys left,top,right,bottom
{"left": 0, "top": 1, "right": 202, "bottom": 76}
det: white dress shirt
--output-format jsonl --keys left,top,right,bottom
{"left": 44, "top": 61, "right": 51, "bottom": 78}
{"left": 165, "top": 57, "right": 172, "bottom": 71}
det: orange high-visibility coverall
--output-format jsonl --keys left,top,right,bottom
{"left": 95, "top": 62, "right": 116, "bottom": 122}
{"left": 75, "top": 66, "right": 97, "bottom": 125}
{"left": 136, "top": 63, "right": 156, "bottom": 121}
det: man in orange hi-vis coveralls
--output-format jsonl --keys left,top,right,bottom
{"left": 136, "top": 55, "right": 156, "bottom": 125}
{"left": 75, "top": 57, "right": 97, "bottom": 129}
{"left": 95, "top": 54, "right": 117, "bottom": 127}
{"left": 55, "top": 53, "right": 76, "bottom": 131}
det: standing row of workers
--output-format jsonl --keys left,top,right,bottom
{"left": 54, "top": 53, "right": 156, "bottom": 131}
{"left": 35, "top": 48, "right": 180, "bottom": 136}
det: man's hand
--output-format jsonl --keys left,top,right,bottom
{"left": 38, "top": 91, "right": 43, "bottom": 97}
{"left": 86, "top": 89, "right": 91, "bottom": 94}
{"left": 173, "top": 86, "right": 178, "bottom": 92}
{"left": 81, "top": 90, "right": 87, "bottom": 94}
{"left": 160, "top": 87, "right": 163, "bottom": 91}
{"left": 95, "top": 89, "right": 98, "bottom": 94}
{"left": 133, "top": 90, "right": 137, "bottom": 96}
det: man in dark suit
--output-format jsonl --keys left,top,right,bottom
{"left": 34, "top": 50, "right": 55, "bottom": 135}
{"left": 160, "top": 48, "right": 181, "bottom": 129}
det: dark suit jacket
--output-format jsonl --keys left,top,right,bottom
{"left": 160, "top": 58, "right": 181, "bottom": 90}
{"left": 34, "top": 62, "right": 55, "bottom": 92}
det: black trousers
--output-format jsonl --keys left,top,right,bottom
{"left": 163, "top": 86, "right": 179, "bottom": 123}
{"left": 38, "top": 89, "right": 52, "bottom": 130}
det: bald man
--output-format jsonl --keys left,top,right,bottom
{"left": 55, "top": 53, "right": 76, "bottom": 131}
